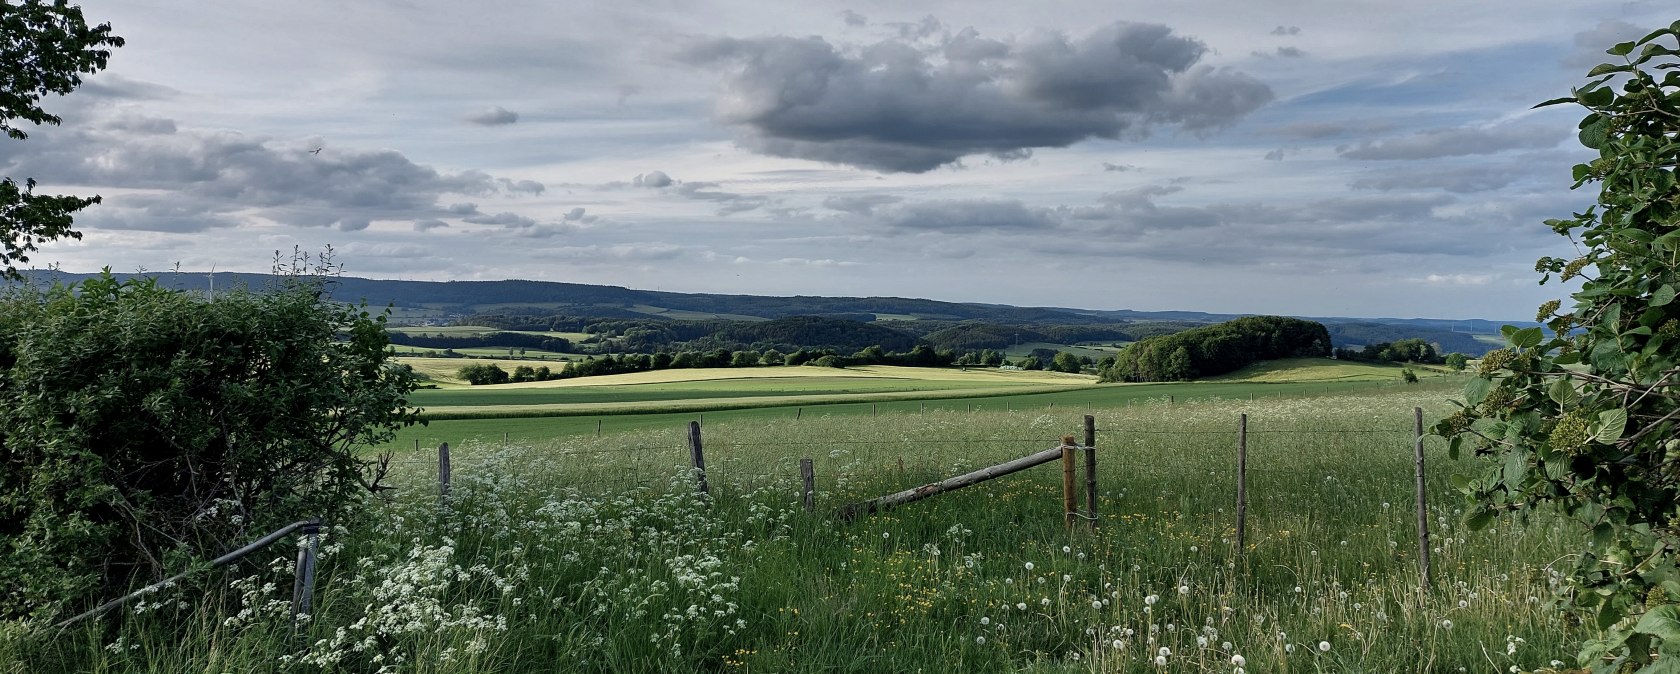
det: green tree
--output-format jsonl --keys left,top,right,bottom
{"left": 1400, "top": 367, "right": 1418, "bottom": 384}
{"left": 1051, "top": 351, "right": 1084, "bottom": 374}
{"left": 1, "top": 0, "right": 124, "bottom": 278}
{"left": 1443, "top": 352, "right": 1469, "bottom": 371}
{"left": 0, "top": 271, "right": 420, "bottom": 620}
{"left": 1434, "top": 23, "right": 1680, "bottom": 668}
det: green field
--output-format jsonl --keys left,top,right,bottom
{"left": 388, "top": 325, "right": 590, "bottom": 341}
{"left": 1001, "top": 341, "right": 1126, "bottom": 359}
{"left": 1204, "top": 357, "right": 1452, "bottom": 383}
{"left": 23, "top": 380, "right": 1582, "bottom": 673}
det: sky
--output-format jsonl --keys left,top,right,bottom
{"left": 3, "top": 1, "right": 1672, "bottom": 319}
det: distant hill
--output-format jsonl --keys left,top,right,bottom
{"left": 16, "top": 271, "right": 1528, "bottom": 355}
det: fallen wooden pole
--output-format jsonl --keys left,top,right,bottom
{"left": 835, "top": 444, "right": 1066, "bottom": 522}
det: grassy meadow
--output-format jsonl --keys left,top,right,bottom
{"left": 7, "top": 377, "right": 1587, "bottom": 673}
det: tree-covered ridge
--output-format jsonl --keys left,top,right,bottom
{"left": 1101, "top": 316, "right": 1332, "bottom": 382}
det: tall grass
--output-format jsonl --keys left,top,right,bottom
{"left": 5, "top": 386, "right": 1582, "bottom": 672}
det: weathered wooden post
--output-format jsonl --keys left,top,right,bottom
{"left": 688, "top": 421, "right": 709, "bottom": 496}
{"left": 1061, "top": 435, "right": 1077, "bottom": 530}
{"left": 1083, "top": 415, "right": 1097, "bottom": 531}
{"left": 290, "top": 518, "right": 322, "bottom": 634}
{"left": 1414, "top": 407, "right": 1433, "bottom": 591}
{"left": 796, "top": 407, "right": 802, "bottom": 420}
{"left": 437, "top": 442, "right": 451, "bottom": 503}
{"left": 596, "top": 419, "right": 602, "bottom": 437}
{"left": 800, "top": 458, "right": 815, "bottom": 513}
{"left": 1236, "top": 414, "right": 1249, "bottom": 552}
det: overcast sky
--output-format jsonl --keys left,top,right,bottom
{"left": 4, "top": 1, "right": 1670, "bottom": 319}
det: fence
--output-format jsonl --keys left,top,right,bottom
{"left": 408, "top": 405, "right": 1447, "bottom": 589}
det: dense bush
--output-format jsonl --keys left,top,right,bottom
{"left": 0, "top": 272, "right": 420, "bottom": 621}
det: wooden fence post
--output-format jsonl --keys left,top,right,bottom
{"left": 437, "top": 442, "right": 451, "bottom": 503}
{"left": 1061, "top": 435, "right": 1077, "bottom": 530}
{"left": 800, "top": 458, "right": 815, "bottom": 513}
{"left": 1414, "top": 407, "right": 1433, "bottom": 591}
{"left": 688, "top": 421, "right": 709, "bottom": 496}
{"left": 1084, "top": 415, "right": 1098, "bottom": 531}
{"left": 797, "top": 407, "right": 802, "bottom": 420}
{"left": 596, "top": 419, "right": 602, "bottom": 437}
{"left": 1236, "top": 414, "right": 1248, "bottom": 552}
{"left": 290, "top": 518, "right": 322, "bottom": 634}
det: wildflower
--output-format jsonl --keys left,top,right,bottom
{"left": 882, "top": 532, "right": 890, "bottom": 539}
{"left": 1197, "top": 636, "right": 1208, "bottom": 648}
{"left": 1017, "top": 602, "right": 1027, "bottom": 611}
{"left": 980, "top": 616, "right": 990, "bottom": 625}
{"left": 1155, "top": 655, "right": 1167, "bottom": 666}
{"left": 1222, "top": 641, "right": 1233, "bottom": 650}
{"left": 1284, "top": 644, "right": 1295, "bottom": 654}
{"left": 1318, "top": 641, "right": 1330, "bottom": 652}
{"left": 1041, "top": 598, "right": 1051, "bottom": 607}
{"left": 1190, "top": 545, "right": 1199, "bottom": 552}
{"left": 1024, "top": 562, "right": 1035, "bottom": 571}
{"left": 1063, "top": 545, "right": 1072, "bottom": 553}
{"left": 1092, "top": 600, "right": 1104, "bottom": 610}
{"left": 1179, "top": 584, "right": 1189, "bottom": 595}
{"left": 1232, "top": 654, "right": 1247, "bottom": 667}
{"left": 976, "top": 636, "right": 986, "bottom": 645}
{"left": 1145, "top": 594, "right": 1159, "bottom": 606}
{"left": 1159, "top": 647, "right": 1172, "bottom": 657}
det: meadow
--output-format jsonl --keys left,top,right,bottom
{"left": 6, "top": 378, "right": 1586, "bottom": 673}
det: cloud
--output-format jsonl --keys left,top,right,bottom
{"left": 1337, "top": 124, "right": 1560, "bottom": 160}
{"left": 562, "top": 207, "right": 598, "bottom": 223}
{"left": 1269, "top": 121, "right": 1391, "bottom": 140}
{"left": 1101, "top": 162, "right": 1139, "bottom": 172}
{"left": 1350, "top": 166, "right": 1517, "bottom": 193}
{"left": 678, "top": 21, "right": 1271, "bottom": 172}
{"left": 0, "top": 110, "right": 548, "bottom": 234}
{"left": 1421, "top": 273, "right": 1494, "bottom": 286}
{"left": 822, "top": 194, "right": 901, "bottom": 215}
{"left": 877, "top": 199, "right": 1059, "bottom": 232}
{"left": 413, "top": 219, "right": 450, "bottom": 231}
{"left": 1274, "top": 46, "right": 1305, "bottom": 58}
{"left": 1270, "top": 26, "right": 1300, "bottom": 36}
{"left": 633, "top": 170, "right": 673, "bottom": 187}
{"left": 1564, "top": 20, "right": 1645, "bottom": 69}
{"left": 839, "top": 9, "right": 867, "bottom": 27}
{"left": 498, "top": 178, "right": 545, "bottom": 195}
{"left": 464, "top": 106, "right": 520, "bottom": 126}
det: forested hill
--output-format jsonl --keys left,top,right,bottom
{"left": 18, "top": 271, "right": 1522, "bottom": 355}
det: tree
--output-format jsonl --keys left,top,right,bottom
{"left": 1443, "top": 352, "right": 1469, "bottom": 371}
{"left": 1, "top": 1, "right": 123, "bottom": 278}
{"left": 1400, "top": 367, "right": 1418, "bottom": 384}
{"left": 0, "top": 271, "right": 420, "bottom": 620}
{"left": 1434, "top": 23, "right": 1680, "bottom": 669}
{"left": 1051, "top": 351, "right": 1084, "bottom": 374}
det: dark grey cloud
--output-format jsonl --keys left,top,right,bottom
{"left": 413, "top": 218, "right": 449, "bottom": 231}
{"left": 679, "top": 21, "right": 1271, "bottom": 172}
{"left": 1271, "top": 26, "right": 1300, "bottom": 36}
{"left": 563, "top": 207, "right": 598, "bottom": 223}
{"left": 77, "top": 75, "right": 181, "bottom": 101}
{"left": 1337, "top": 124, "right": 1560, "bottom": 160}
{"left": 465, "top": 106, "right": 520, "bottom": 126}
{"left": 1101, "top": 162, "right": 1139, "bottom": 172}
{"left": 839, "top": 9, "right": 867, "bottom": 27}
{"left": 1274, "top": 46, "right": 1305, "bottom": 58}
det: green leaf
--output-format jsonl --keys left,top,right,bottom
{"left": 1465, "top": 509, "right": 1495, "bottom": 531}
{"left": 1580, "top": 87, "right": 1616, "bottom": 110}
{"left": 1450, "top": 473, "right": 1472, "bottom": 490}
{"left": 1636, "top": 605, "right": 1680, "bottom": 641}
{"left": 1590, "top": 62, "right": 1632, "bottom": 76}
{"left": 1597, "top": 409, "right": 1629, "bottom": 445}
{"left": 1550, "top": 378, "right": 1580, "bottom": 406}
{"left": 1610, "top": 40, "right": 1638, "bottom": 56}
{"left": 1501, "top": 324, "right": 1519, "bottom": 339}
{"left": 1512, "top": 327, "right": 1544, "bottom": 349}
{"left": 1465, "top": 377, "right": 1493, "bottom": 405}
{"left": 1654, "top": 284, "right": 1676, "bottom": 307}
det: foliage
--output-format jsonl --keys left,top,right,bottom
{"left": 1433, "top": 23, "right": 1680, "bottom": 671}
{"left": 1401, "top": 368, "right": 1419, "bottom": 384}
{"left": 1101, "top": 316, "right": 1332, "bottom": 382}
{"left": 0, "top": 270, "right": 421, "bottom": 621}
{"left": 0, "top": 0, "right": 123, "bottom": 278}
{"left": 457, "top": 362, "right": 511, "bottom": 385}
{"left": 1444, "top": 352, "right": 1470, "bottom": 371}
{"left": 1334, "top": 338, "right": 1443, "bottom": 364}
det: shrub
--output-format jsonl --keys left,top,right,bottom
{"left": 0, "top": 271, "right": 420, "bottom": 621}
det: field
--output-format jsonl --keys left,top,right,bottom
{"left": 12, "top": 379, "right": 1583, "bottom": 673}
